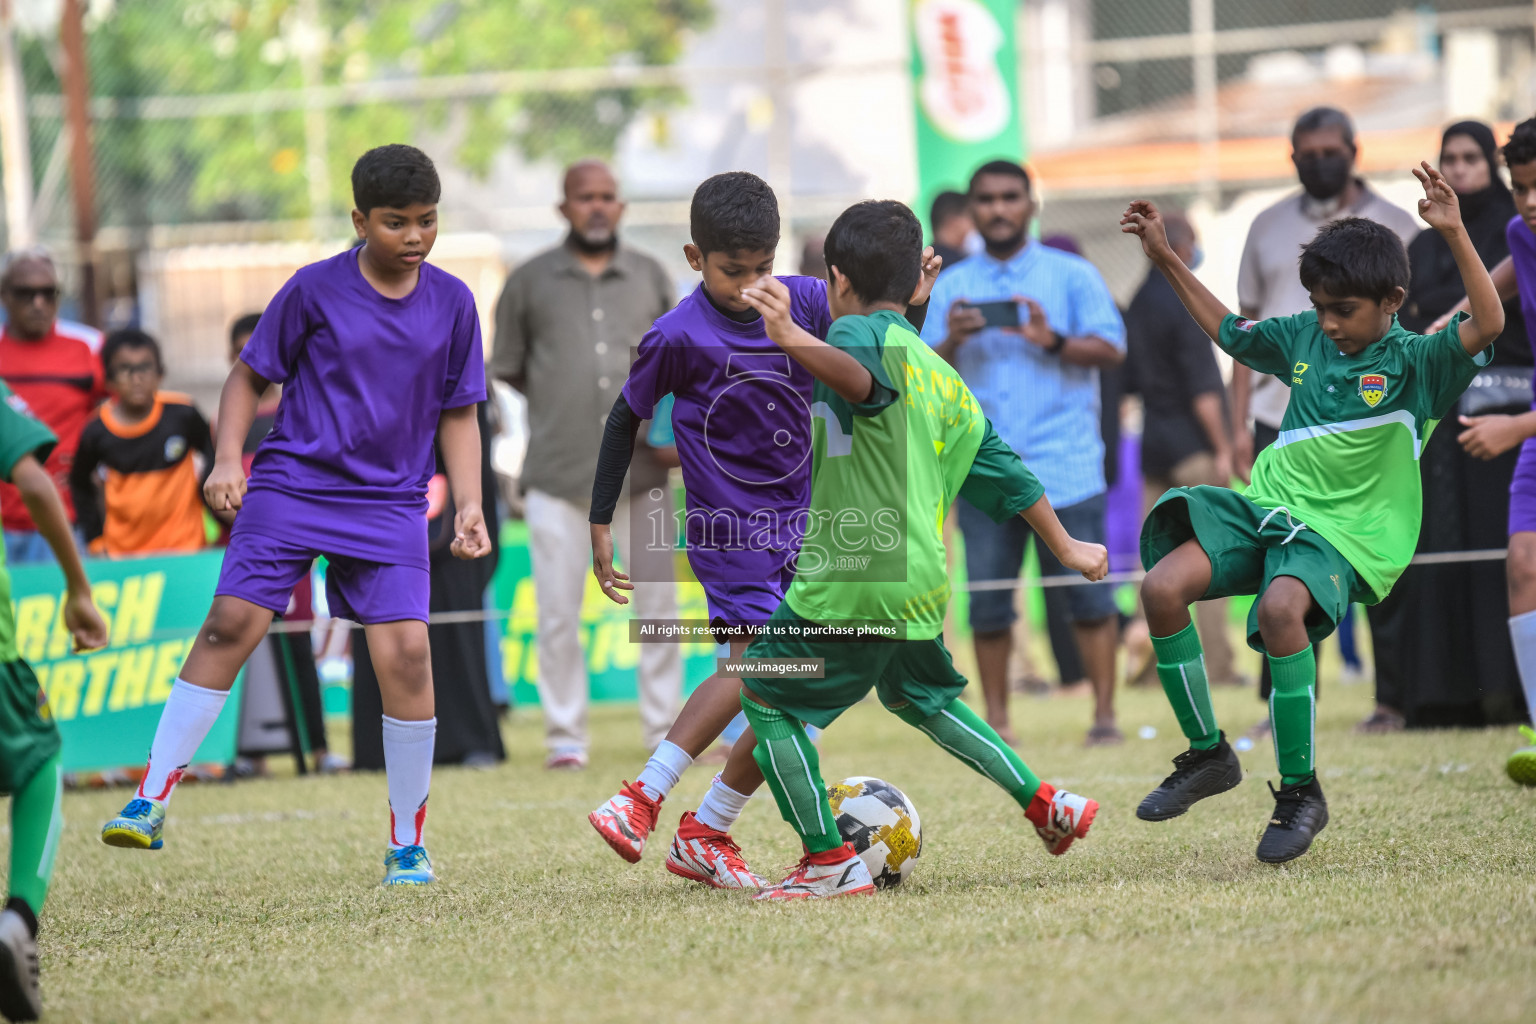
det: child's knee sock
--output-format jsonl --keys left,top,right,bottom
{"left": 1509, "top": 610, "right": 1536, "bottom": 727}
{"left": 888, "top": 698, "right": 1041, "bottom": 809}
{"left": 1267, "top": 647, "right": 1316, "bottom": 785}
{"left": 382, "top": 715, "right": 436, "bottom": 848}
{"left": 1152, "top": 622, "right": 1219, "bottom": 749}
{"left": 9, "top": 752, "right": 61, "bottom": 923}
{"left": 139, "top": 679, "right": 230, "bottom": 801}
{"left": 738, "top": 695, "right": 840, "bottom": 853}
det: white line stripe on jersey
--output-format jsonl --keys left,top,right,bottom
{"left": 1274, "top": 409, "right": 1422, "bottom": 459}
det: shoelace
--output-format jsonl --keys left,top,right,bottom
{"left": 622, "top": 782, "right": 660, "bottom": 832}
{"left": 1266, "top": 781, "right": 1308, "bottom": 827}
{"left": 1160, "top": 747, "right": 1211, "bottom": 786}
{"left": 391, "top": 845, "right": 428, "bottom": 869}
{"left": 121, "top": 798, "right": 154, "bottom": 820}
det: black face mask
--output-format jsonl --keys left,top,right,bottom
{"left": 1295, "top": 153, "right": 1353, "bottom": 200}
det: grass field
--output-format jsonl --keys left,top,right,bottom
{"left": 35, "top": 673, "right": 1536, "bottom": 1023}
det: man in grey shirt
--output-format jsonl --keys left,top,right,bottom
{"left": 1232, "top": 107, "right": 1420, "bottom": 471}
{"left": 492, "top": 160, "right": 680, "bottom": 769}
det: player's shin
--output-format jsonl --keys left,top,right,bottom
{"left": 1152, "top": 622, "right": 1220, "bottom": 749}
{"left": 382, "top": 715, "right": 436, "bottom": 847}
{"left": 739, "top": 694, "right": 840, "bottom": 853}
{"left": 8, "top": 753, "right": 60, "bottom": 922}
{"left": 139, "top": 679, "right": 231, "bottom": 801}
{"left": 1267, "top": 647, "right": 1317, "bottom": 785}
{"left": 890, "top": 697, "right": 1041, "bottom": 808}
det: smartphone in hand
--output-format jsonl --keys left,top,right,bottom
{"left": 960, "top": 300, "right": 1021, "bottom": 328}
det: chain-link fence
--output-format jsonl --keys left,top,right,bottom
{"left": 4, "top": 0, "right": 1536, "bottom": 389}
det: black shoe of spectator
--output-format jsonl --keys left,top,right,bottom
{"left": 1136, "top": 733, "right": 1243, "bottom": 821}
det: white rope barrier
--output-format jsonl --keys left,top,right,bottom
{"left": 246, "top": 546, "right": 1515, "bottom": 632}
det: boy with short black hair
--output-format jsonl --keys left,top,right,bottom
{"left": 1121, "top": 162, "right": 1503, "bottom": 861}
{"left": 101, "top": 144, "right": 491, "bottom": 886}
{"left": 70, "top": 329, "right": 213, "bottom": 556}
{"left": 721, "top": 199, "right": 1107, "bottom": 900}
{"left": 0, "top": 379, "right": 107, "bottom": 1020}
{"left": 586, "top": 172, "right": 938, "bottom": 886}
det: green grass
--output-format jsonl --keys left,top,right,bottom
{"left": 36, "top": 675, "right": 1536, "bottom": 1023}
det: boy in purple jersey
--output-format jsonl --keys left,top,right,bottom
{"left": 586, "top": 172, "right": 939, "bottom": 885}
{"left": 100, "top": 145, "right": 492, "bottom": 886}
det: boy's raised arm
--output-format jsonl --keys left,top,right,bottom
{"left": 1120, "top": 200, "right": 1232, "bottom": 342}
{"left": 1413, "top": 162, "right": 1506, "bottom": 353}
{"left": 742, "top": 276, "right": 875, "bottom": 403}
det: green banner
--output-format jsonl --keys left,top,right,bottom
{"left": 12, "top": 551, "right": 240, "bottom": 773}
{"left": 909, "top": 0, "right": 1025, "bottom": 235}
{"left": 494, "top": 522, "right": 719, "bottom": 705}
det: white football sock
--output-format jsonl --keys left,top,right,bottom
{"left": 382, "top": 715, "right": 436, "bottom": 848}
{"left": 635, "top": 739, "right": 692, "bottom": 800}
{"left": 694, "top": 773, "right": 753, "bottom": 833}
{"left": 1509, "top": 610, "right": 1536, "bottom": 727}
{"left": 138, "top": 679, "right": 229, "bottom": 801}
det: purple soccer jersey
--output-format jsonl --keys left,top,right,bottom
{"left": 235, "top": 248, "right": 486, "bottom": 569}
{"left": 1505, "top": 216, "right": 1536, "bottom": 535}
{"left": 622, "top": 276, "right": 831, "bottom": 595}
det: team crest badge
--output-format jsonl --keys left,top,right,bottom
{"left": 1358, "top": 374, "right": 1387, "bottom": 408}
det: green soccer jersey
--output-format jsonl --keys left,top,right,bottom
{"left": 784, "top": 309, "right": 1044, "bottom": 638}
{"left": 1219, "top": 310, "right": 1487, "bottom": 601}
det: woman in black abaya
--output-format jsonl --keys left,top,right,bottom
{"left": 1363, "top": 121, "right": 1533, "bottom": 730}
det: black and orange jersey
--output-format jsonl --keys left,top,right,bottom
{"left": 69, "top": 392, "right": 213, "bottom": 556}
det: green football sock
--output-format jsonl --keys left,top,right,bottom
{"left": 888, "top": 697, "right": 1041, "bottom": 809}
{"left": 1152, "top": 621, "right": 1219, "bottom": 750}
{"left": 739, "top": 693, "right": 841, "bottom": 853}
{"left": 9, "top": 752, "right": 62, "bottom": 919}
{"left": 1267, "top": 646, "right": 1317, "bottom": 786}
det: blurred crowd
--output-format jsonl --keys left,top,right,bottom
{"left": 7, "top": 103, "right": 1528, "bottom": 777}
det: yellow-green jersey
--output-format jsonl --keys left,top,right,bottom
{"left": 784, "top": 309, "right": 1044, "bottom": 638}
{"left": 0, "top": 382, "right": 56, "bottom": 662}
{"left": 1220, "top": 310, "right": 1487, "bottom": 601}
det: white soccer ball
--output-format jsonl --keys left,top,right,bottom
{"left": 827, "top": 776, "right": 922, "bottom": 889}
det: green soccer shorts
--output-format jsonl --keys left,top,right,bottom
{"left": 0, "top": 659, "right": 60, "bottom": 795}
{"left": 1141, "top": 485, "right": 1373, "bottom": 653}
{"left": 740, "top": 603, "right": 967, "bottom": 728}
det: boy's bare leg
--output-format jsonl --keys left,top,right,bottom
{"left": 1254, "top": 576, "right": 1319, "bottom": 786}
{"left": 1075, "top": 616, "right": 1119, "bottom": 743}
{"left": 972, "top": 628, "right": 1017, "bottom": 743}
{"left": 139, "top": 597, "right": 271, "bottom": 795}
{"left": 364, "top": 620, "right": 438, "bottom": 854}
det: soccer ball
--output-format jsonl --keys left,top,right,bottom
{"left": 827, "top": 776, "right": 922, "bottom": 889}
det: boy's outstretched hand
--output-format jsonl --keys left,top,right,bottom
{"left": 1414, "top": 161, "right": 1463, "bottom": 234}
{"left": 741, "top": 275, "right": 797, "bottom": 345}
{"left": 450, "top": 503, "right": 492, "bottom": 560}
{"left": 909, "top": 246, "right": 943, "bottom": 307}
{"left": 1120, "top": 200, "right": 1174, "bottom": 262}
{"left": 1060, "top": 539, "right": 1110, "bottom": 582}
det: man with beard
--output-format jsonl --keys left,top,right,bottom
{"left": 922, "top": 160, "right": 1127, "bottom": 747}
{"left": 491, "top": 160, "right": 681, "bottom": 769}
{"left": 1230, "top": 108, "right": 1417, "bottom": 724}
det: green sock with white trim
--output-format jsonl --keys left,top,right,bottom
{"left": 887, "top": 697, "right": 1041, "bottom": 809}
{"left": 1152, "top": 621, "right": 1220, "bottom": 750}
{"left": 1267, "top": 646, "right": 1317, "bottom": 786}
{"left": 739, "top": 693, "right": 842, "bottom": 854}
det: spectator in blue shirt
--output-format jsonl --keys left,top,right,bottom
{"left": 922, "top": 159, "right": 1127, "bottom": 746}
